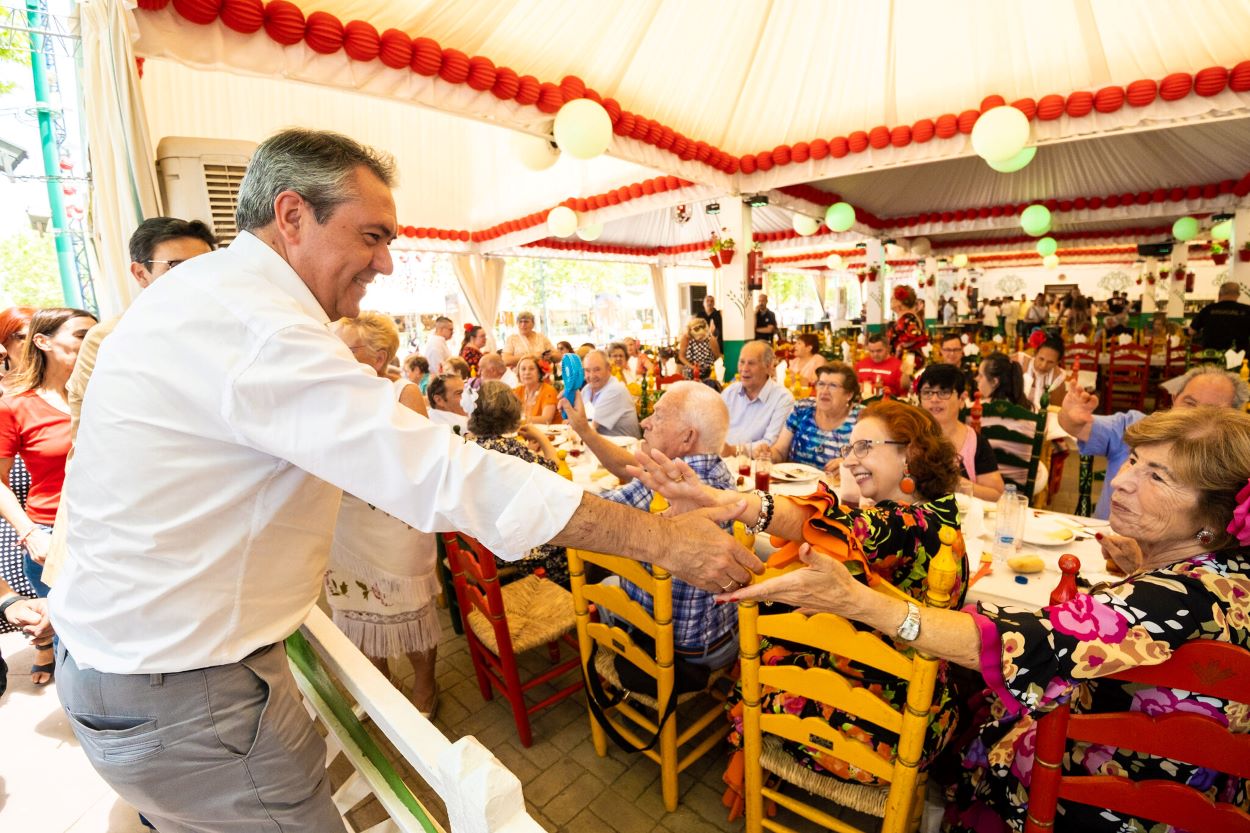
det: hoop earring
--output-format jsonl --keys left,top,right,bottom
{"left": 900, "top": 463, "right": 916, "bottom": 495}
{"left": 1196, "top": 528, "right": 1215, "bottom": 547}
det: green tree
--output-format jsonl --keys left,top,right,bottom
{"left": 0, "top": 229, "right": 64, "bottom": 307}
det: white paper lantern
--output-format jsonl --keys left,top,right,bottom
{"left": 547, "top": 206, "right": 578, "bottom": 237}
{"left": 911, "top": 237, "right": 932, "bottom": 256}
{"left": 793, "top": 214, "right": 820, "bottom": 236}
{"left": 885, "top": 242, "right": 904, "bottom": 258}
{"left": 553, "top": 99, "right": 613, "bottom": 160}
{"left": 512, "top": 132, "right": 559, "bottom": 171}
{"left": 953, "top": 253, "right": 968, "bottom": 268}
{"left": 825, "top": 253, "right": 843, "bottom": 269}
{"left": 987, "top": 146, "right": 1037, "bottom": 173}
{"left": 1043, "top": 254, "right": 1060, "bottom": 269}
{"left": 575, "top": 223, "right": 603, "bottom": 241}
{"left": 971, "top": 106, "right": 1030, "bottom": 163}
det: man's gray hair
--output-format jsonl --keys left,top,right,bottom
{"left": 1176, "top": 363, "right": 1250, "bottom": 409}
{"left": 236, "top": 128, "right": 397, "bottom": 231}
{"left": 746, "top": 340, "right": 776, "bottom": 368}
{"left": 1218, "top": 281, "right": 1241, "bottom": 300}
{"left": 663, "top": 381, "right": 729, "bottom": 453}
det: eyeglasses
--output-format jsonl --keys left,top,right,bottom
{"left": 813, "top": 381, "right": 844, "bottom": 391}
{"left": 144, "top": 259, "right": 189, "bottom": 271}
{"left": 840, "top": 439, "right": 907, "bottom": 459}
{"left": 918, "top": 388, "right": 955, "bottom": 401}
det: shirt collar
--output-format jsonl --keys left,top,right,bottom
{"left": 228, "top": 231, "right": 331, "bottom": 325}
{"left": 732, "top": 378, "right": 775, "bottom": 401}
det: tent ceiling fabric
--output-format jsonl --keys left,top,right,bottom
{"left": 124, "top": 0, "right": 1250, "bottom": 259}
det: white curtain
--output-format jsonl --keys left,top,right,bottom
{"left": 812, "top": 271, "right": 828, "bottom": 316}
{"left": 649, "top": 263, "right": 670, "bottom": 338}
{"left": 452, "top": 254, "right": 506, "bottom": 350}
{"left": 80, "top": 0, "right": 163, "bottom": 318}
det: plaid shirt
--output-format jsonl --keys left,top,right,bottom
{"left": 601, "top": 453, "right": 738, "bottom": 652}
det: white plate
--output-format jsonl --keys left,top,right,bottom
{"left": 770, "top": 462, "right": 824, "bottom": 482}
{"left": 1023, "top": 519, "right": 1076, "bottom": 546}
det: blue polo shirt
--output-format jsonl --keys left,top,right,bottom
{"left": 1079, "top": 410, "right": 1145, "bottom": 520}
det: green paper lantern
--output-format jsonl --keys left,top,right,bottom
{"left": 553, "top": 99, "right": 613, "bottom": 160}
{"left": 1036, "top": 236, "right": 1058, "bottom": 257}
{"left": 1211, "top": 219, "right": 1233, "bottom": 243}
{"left": 987, "top": 146, "right": 1037, "bottom": 173}
{"left": 825, "top": 202, "right": 856, "bottom": 232}
{"left": 1021, "top": 204, "right": 1051, "bottom": 237}
{"left": 1172, "top": 216, "right": 1199, "bottom": 242}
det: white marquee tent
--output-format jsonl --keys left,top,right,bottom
{"left": 81, "top": 0, "right": 1250, "bottom": 320}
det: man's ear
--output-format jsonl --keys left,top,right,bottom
{"left": 272, "top": 190, "right": 307, "bottom": 244}
{"left": 130, "top": 261, "right": 151, "bottom": 289}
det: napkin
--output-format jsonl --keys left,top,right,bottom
{"left": 1117, "top": 333, "right": 1134, "bottom": 345}
{"left": 1073, "top": 334, "right": 1088, "bottom": 344}
{"left": 963, "top": 344, "right": 980, "bottom": 356}
{"left": 1227, "top": 348, "right": 1246, "bottom": 370}
{"left": 992, "top": 334, "right": 1004, "bottom": 344}
{"left": 1169, "top": 334, "right": 1180, "bottom": 348}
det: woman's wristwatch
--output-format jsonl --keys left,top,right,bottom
{"left": 896, "top": 601, "right": 921, "bottom": 641}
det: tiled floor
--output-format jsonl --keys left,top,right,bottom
{"left": 0, "top": 454, "right": 1102, "bottom": 832}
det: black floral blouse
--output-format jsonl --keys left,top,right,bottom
{"left": 469, "top": 434, "right": 569, "bottom": 587}
{"left": 943, "top": 548, "right": 1250, "bottom": 832}
{"left": 727, "top": 489, "right": 968, "bottom": 785}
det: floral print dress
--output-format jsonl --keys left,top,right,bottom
{"left": 944, "top": 548, "right": 1250, "bottom": 832}
{"left": 889, "top": 311, "right": 929, "bottom": 367}
{"left": 726, "top": 491, "right": 969, "bottom": 786}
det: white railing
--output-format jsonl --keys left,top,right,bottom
{"left": 287, "top": 608, "right": 547, "bottom": 833}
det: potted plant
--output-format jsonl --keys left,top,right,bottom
{"left": 1240, "top": 242, "right": 1250, "bottom": 263}
{"left": 1212, "top": 243, "right": 1229, "bottom": 265}
{"left": 718, "top": 235, "right": 736, "bottom": 265}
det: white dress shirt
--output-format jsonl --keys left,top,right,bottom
{"left": 722, "top": 378, "right": 795, "bottom": 448}
{"left": 51, "top": 232, "right": 582, "bottom": 674}
{"left": 422, "top": 333, "right": 451, "bottom": 375}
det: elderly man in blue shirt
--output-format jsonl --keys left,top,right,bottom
{"left": 564, "top": 380, "right": 739, "bottom": 667}
{"left": 721, "top": 340, "right": 795, "bottom": 456}
{"left": 1058, "top": 364, "right": 1249, "bottom": 520}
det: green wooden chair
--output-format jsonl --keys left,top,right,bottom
{"left": 978, "top": 400, "right": 1047, "bottom": 500}
{"left": 1188, "top": 348, "right": 1226, "bottom": 370}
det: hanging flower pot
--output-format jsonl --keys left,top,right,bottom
{"left": 1136, "top": 277, "right": 1143, "bottom": 285}
{"left": 719, "top": 248, "right": 735, "bottom": 265}
{"left": 857, "top": 272, "right": 867, "bottom": 284}
{"left": 1213, "top": 252, "right": 1229, "bottom": 265}
{"left": 709, "top": 254, "right": 721, "bottom": 269}
{"left": 1239, "top": 248, "right": 1250, "bottom": 263}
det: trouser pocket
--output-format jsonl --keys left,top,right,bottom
{"left": 67, "top": 712, "right": 163, "bottom": 764}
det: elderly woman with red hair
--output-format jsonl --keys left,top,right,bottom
{"left": 888, "top": 284, "right": 928, "bottom": 368}
{"left": 633, "top": 400, "right": 967, "bottom": 803}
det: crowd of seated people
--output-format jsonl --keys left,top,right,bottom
{"left": 9, "top": 211, "right": 1250, "bottom": 833}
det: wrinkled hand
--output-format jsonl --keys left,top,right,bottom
{"left": 559, "top": 391, "right": 589, "bottom": 432}
{"left": 5, "top": 597, "right": 52, "bottom": 642}
{"left": 718, "top": 545, "right": 866, "bottom": 617}
{"left": 22, "top": 528, "right": 50, "bottom": 565}
{"left": 1058, "top": 378, "right": 1098, "bottom": 437}
{"left": 1097, "top": 532, "right": 1144, "bottom": 575}
{"left": 626, "top": 449, "right": 735, "bottom": 515}
{"left": 657, "top": 501, "right": 762, "bottom": 592}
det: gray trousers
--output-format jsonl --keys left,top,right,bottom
{"left": 57, "top": 642, "right": 343, "bottom": 832}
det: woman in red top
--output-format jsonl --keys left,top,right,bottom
{"left": 0, "top": 307, "right": 37, "bottom": 625}
{"left": 0, "top": 307, "right": 96, "bottom": 684}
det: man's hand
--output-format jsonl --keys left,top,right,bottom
{"left": 1057, "top": 375, "right": 1098, "bottom": 442}
{"left": 628, "top": 449, "right": 735, "bottom": 515}
{"left": 559, "top": 390, "right": 589, "bottom": 432}
{"left": 720, "top": 544, "right": 866, "bottom": 614}
{"left": 655, "top": 502, "right": 762, "bottom": 592}
{"left": 5, "top": 597, "right": 52, "bottom": 641}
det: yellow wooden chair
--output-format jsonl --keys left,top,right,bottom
{"left": 567, "top": 547, "right": 730, "bottom": 812}
{"left": 740, "top": 528, "right": 961, "bottom": 833}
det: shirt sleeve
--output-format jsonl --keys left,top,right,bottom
{"left": 973, "top": 431, "right": 999, "bottom": 475}
{"left": 226, "top": 322, "right": 584, "bottom": 560}
{"left": 1189, "top": 306, "right": 1208, "bottom": 333}
{"left": 761, "top": 388, "right": 795, "bottom": 445}
{"left": 964, "top": 568, "right": 1219, "bottom": 718}
{"left": 1078, "top": 411, "right": 1138, "bottom": 458}
{"left": 0, "top": 397, "right": 17, "bottom": 458}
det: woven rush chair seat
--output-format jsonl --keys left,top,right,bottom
{"left": 466, "top": 574, "right": 575, "bottom": 654}
{"left": 590, "top": 644, "right": 727, "bottom": 710}
{"left": 759, "top": 735, "right": 890, "bottom": 818}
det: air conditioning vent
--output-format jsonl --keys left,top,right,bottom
{"left": 156, "top": 137, "right": 257, "bottom": 245}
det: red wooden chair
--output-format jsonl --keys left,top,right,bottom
{"left": 1158, "top": 339, "right": 1189, "bottom": 407}
{"left": 1103, "top": 342, "right": 1151, "bottom": 414}
{"left": 441, "top": 532, "right": 582, "bottom": 747}
{"left": 1024, "top": 640, "right": 1250, "bottom": 833}
{"left": 1063, "top": 342, "right": 1099, "bottom": 373}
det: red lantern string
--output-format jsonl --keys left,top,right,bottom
{"left": 262, "top": 0, "right": 304, "bottom": 45}
{"left": 342, "top": 20, "right": 380, "bottom": 62}
{"left": 172, "top": 0, "right": 222, "bottom": 26}
{"left": 303, "top": 11, "right": 343, "bottom": 54}
{"left": 220, "top": 0, "right": 264, "bottom": 33}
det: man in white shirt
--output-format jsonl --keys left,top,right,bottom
{"left": 570, "top": 350, "right": 641, "bottom": 438}
{"left": 422, "top": 315, "right": 453, "bottom": 374}
{"left": 50, "top": 128, "right": 759, "bottom": 831}
{"left": 721, "top": 340, "right": 794, "bottom": 454}
{"left": 426, "top": 372, "right": 469, "bottom": 433}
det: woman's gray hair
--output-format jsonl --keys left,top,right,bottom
{"left": 1174, "top": 364, "right": 1250, "bottom": 409}
{"left": 468, "top": 380, "right": 522, "bottom": 437}
{"left": 236, "top": 128, "right": 397, "bottom": 231}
